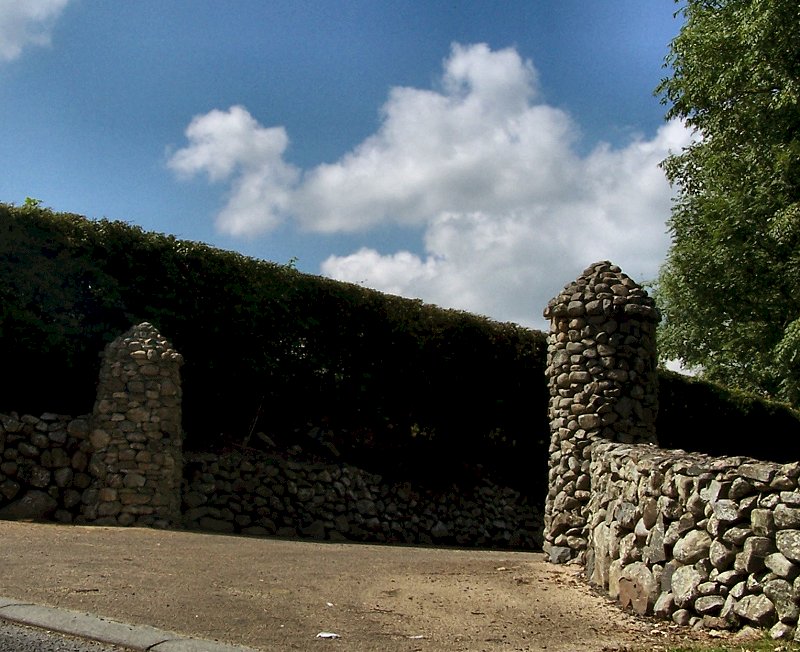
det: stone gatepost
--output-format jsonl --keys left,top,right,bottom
{"left": 542, "top": 261, "right": 659, "bottom": 563}
{"left": 82, "top": 322, "right": 184, "bottom": 527}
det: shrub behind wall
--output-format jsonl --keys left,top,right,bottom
{"left": 4, "top": 202, "right": 800, "bottom": 497}
{"left": 0, "top": 203, "right": 550, "bottom": 492}
{"left": 656, "top": 370, "right": 800, "bottom": 462}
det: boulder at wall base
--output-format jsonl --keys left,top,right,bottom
{"left": 618, "top": 562, "right": 658, "bottom": 615}
{"left": 733, "top": 594, "right": 777, "bottom": 627}
{"left": 549, "top": 546, "right": 573, "bottom": 564}
{"left": 671, "top": 565, "right": 703, "bottom": 609}
{"left": 0, "top": 490, "right": 58, "bottom": 520}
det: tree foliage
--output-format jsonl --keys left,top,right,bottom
{"left": 656, "top": 0, "right": 800, "bottom": 406}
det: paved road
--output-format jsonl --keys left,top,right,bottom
{"left": 0, "top": 619, "right": 130, "bottom": 652}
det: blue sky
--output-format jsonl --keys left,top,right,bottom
{"left": 0, "top": 1, "right": 691, "bottom": 330}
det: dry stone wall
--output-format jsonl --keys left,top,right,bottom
{"left": 182, "top": 449, "right": 541, "bottom": 548}
{"left": 588, "top": 442, "right": 800, "bottom": 640}
{"left": 543, "top": 261, "right": 800, "bottom": 640}
{"left": 0, "top": 411, "right": 542, "bottom": 549}
{"left": 0, "top": 321, "right": 542, "bottom": 550}
{"left": 0, "top": 412, "right": 92, "bottom": 522}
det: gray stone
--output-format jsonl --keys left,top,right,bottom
{"left": 709, "top": 539, "right": 736, "bottom": 570}
{"left": 738, "top": 536, "right": 775, "bottom": 573}
{"left": 619, "top": 532, "right": 641, "bottom": 564}
{"left": 720, "top": 594, "right": 741, "bottom": 627}
{"left": 733, "top": 594, "right": 776, "bottom": 626}
{"left": 765, "top": 552, "right": 800, "bottom": 580}
{"left": 712, "top": 500, "right": 741, "bottom": 524}
{"left": 695, "top": 595, "right": 725, "bottom": 615}
{"left": 615, "top": 501, "right": 638, "bottom": 530}
{"left": 549, "top": 546, "right": 573, "bottom": 564}
{"left": 777, "top": 530, "right": 800, "bottom": 562}
{"left": 697, "top": 581, "right": 717, "bottom": 596}
{"left": 660, "top": 559, "right": 682, "bottom": 593}
{"left": 431, "top": 521, "right": 450, "bottom": 539}
{"left": 739, "top": 463, "right": 775, "bottom": 484}
{"left": 198, "top": 517, "right": 235, "bottom": 533}
{"left": 28, "top": 466, "right": 51, "bottom": 488}
{"left": 729, "top": 477, "right": 753, "bottom": 500}
{"left": 703, "top": 615, "right": 735, "bottom": 630}
{"left": 673, "top": 530, "right": 712, "bottom": 564}
{"left": 751, "top": 509, "right": 776, "bottom": 536}
{"left": 672, "top": 609, "right": 692, "bottom": 626}
{"left": 723, "top": 526, "right": 753, "bottom": 545}
{"left": 0, "top": 490, "right": 57, "bottom": 520}
{"left": 730, "top": 581, "right": 747, "bottom": 599}
{"left": 781, "top": 491, "right": 800, "bottom": 506}
{"left": 123, "top": 472, "right": 146, "bottom": 488}
{"left": 641, "top": 497, "right": 658, "bottom": 529}
{"left": 760, "top": 493, "right": 781, "bottom": 509}
{"left": 775, "top": 505, "right": 800, "bottom": 529}
{"left": 770, "top": 622, "right": 794, "bottom": 640}
{"left": 653, "top": 591, "right": 675, "bottom": 618}
{"left": 300, "top": 520, "right": 327, "bottom": 539}
{"left": 671, "top": 565, "right": 703, "bottom": 609}
{"left": 618, "top": 562, "right": 658, "bottom": 615}
{"left": 634, "top": 517, "right": 650, "bottom": 541}
{"left": 550, "top": 512, "right": 583, "bottom": 535}
{"left": 17, "top": 442, "right": 40, "bottom": 458}
{"left": 608, "top": 559, "right": 624, "bottom": 600}
{"left": 716, "top": 570, "right": 745, "bottom": 587}
{"left": 764, "top": 579, "right": 799, "bottom": 624}
{"left": 183, "top": 491, "right": 207, "bottom": 508}
{"left": 590, "top": 523, "right": 611, "bottom": 587}
{"left": 643, "top": 521, "right": 666, "bottom": 565}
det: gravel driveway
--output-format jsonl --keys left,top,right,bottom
{"left": 0, "top": 521, "right": 717, "bottom": 651}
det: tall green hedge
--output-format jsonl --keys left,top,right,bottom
{"left": 3, "top": 202, "right": 798, "bottom": 496}
{"left": 656, "top": 370, "right": 800, "bottom": 463}
{"left": 0, "top": 203, "right": 550, "bottom": 490}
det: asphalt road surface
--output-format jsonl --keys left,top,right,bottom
{"left": 0, "top": 620, "right": 131, "bottom": 652}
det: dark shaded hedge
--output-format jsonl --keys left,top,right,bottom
{"left": 3, "top": 203, "right": 798, "bottom": 497}
{"left": 0, "top": 203, "right": 550, "bottom": 491}
{"left": 656, "top": 369, "right": 800, "bottom": 463}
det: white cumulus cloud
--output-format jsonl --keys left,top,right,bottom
{"left": 321, "top": 119, "right": 691, "bottom": 328}
{"left": 0, "top": 0, "right": 69, "bottom": 62}
{"left": 167, "top": 105, "right": 299, "bottom": 235}
{"left": 169, "top": 43, "right": 693, "bottom": 328}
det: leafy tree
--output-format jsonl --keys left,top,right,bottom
{"left": 656, "top": 0, "right": 800, "bottom": 406}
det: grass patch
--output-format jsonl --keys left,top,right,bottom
{"left": 664, "top": 635, "right": 800, "bottom": 652}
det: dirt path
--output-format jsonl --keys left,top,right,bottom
{"left": 0, "top": 522, "right": 716, "bottom": 651}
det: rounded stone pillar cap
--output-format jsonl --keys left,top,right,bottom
{"left": 106, "top": 322, "right": 183, "bottom": 365}
{"left": 543, "top": 260, "right": 658, "bottom": 321}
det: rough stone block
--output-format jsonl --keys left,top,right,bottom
{"left": 777, "top": 530, "right": 800, "bottom": 562}
{"left": 0, "top": 490, "right": 57, "bottom": 520}
{"left": 775, "top": 505, "right": 800, "bottom": 529}
{"left": 712, "top": 500, "right": 742, "bottom": 524}
{"left": 739, "top": 463, "right": 776, "bottom": 484}
{"left": 751, "top": 509, "right": 776, "bottom": 536}
{"left": 733, "top": 594, "right": 777, "bottom": 626}
{"left": 671, "top": 565, "right": 703, "bottom": 609}
{"left": 764, "top": 579, "right": 799, "bottom": 624}
{"left": 695, "top": 595, "right": 725, "bottom": 615}
{"left": 673, "top": 529, "right": 712, "bottom": 564}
